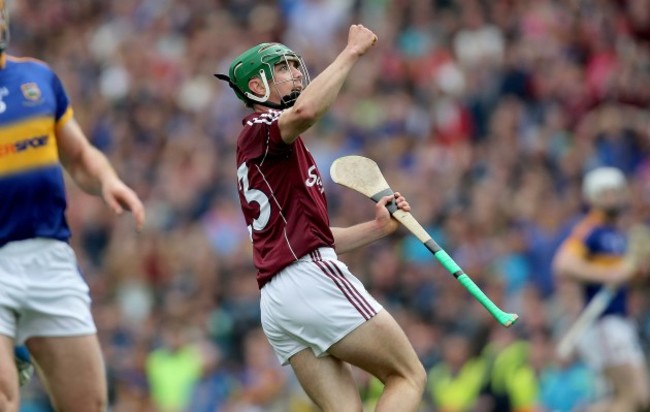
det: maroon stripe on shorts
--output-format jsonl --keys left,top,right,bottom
{"left": 323, "top": 260, "right": 376, "bottom": 318}
{"left": 312, "top": 260, "right": 371, "bottom": 320}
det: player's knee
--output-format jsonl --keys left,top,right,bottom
{"left": 321, "top": 398, "right": 362, "bottom": 412}
{"left": 63, "top": 392, "right": 106, "bottom": 412}
{"left": 0, "top": 390, "right": 19, "bottom": 412}
{"left": 411, "top": 362, "right": 427, "bottom": 394}
{"left": 85, "top": 395, "right": 107, "bottom": 412}
{"left": 403, "top": 357, "right": 427, "bottom": 392}
{"left": 386, "top": 361, "right": 427, "bottom": 396}
{"left": 637, "top": 391, "right": 650, "bottom": 411}
{"left": 612, "top": 394, "right": 640, "bottom": 412}
{"left": 315, "top": 388, "right": 362, "bottom": 412}
{"left": 620, "top": 382, "right": 650, "bottom": 411}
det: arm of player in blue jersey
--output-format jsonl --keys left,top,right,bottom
{"left": 56, "top": 117, "right": 146, "bottom": 231}
{"left": 553, "top": 242, "right": 636, "bottom": 285}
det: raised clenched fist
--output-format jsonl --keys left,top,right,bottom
{"left": 346, "top": 24, "right": 378, "bottom": 57}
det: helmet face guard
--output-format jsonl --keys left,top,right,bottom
{"left": 0, "top": 0, "right": 9, "bottom": 52}
{"left": 215, "top": 43, "right": 310, "bottom": 109}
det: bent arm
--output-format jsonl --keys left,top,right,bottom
{"left": 331, "top": 221, "right": 394, "bottom": 255}
{"left": 278, "top": 48, "right": 360, "bottom": 144}
{"left": 56, "top": 117, "right": 120, "bottom": 196}
{"left": 331, "top": 193, "right": 407, "bottom": 254}
{"left": 56, "top": 118, "right": 146, "bottom": 229}
{"left": 552, "top": 243, "right": 628, "bottom": 284}
{"left": 278, "top": 25, "right": 377, "bottom": 143}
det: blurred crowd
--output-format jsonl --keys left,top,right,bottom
{"left": 11, "top": 0, "right": 650, "bottom": 411}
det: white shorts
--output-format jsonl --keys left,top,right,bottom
{"left": 0, "top": 238, "right": 96, "bottom": 344}
{"left": 260, "top": 247, "right": 383, "bottom": 365}
{"left": 577, "top": 315, "right": 646, "bottom": 371}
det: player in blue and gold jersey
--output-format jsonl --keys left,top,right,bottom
{"left": 0, "top": 1, "right": 145, "bottom": 411}
{"left": 553, "top": 167, "right": 649, "bottom": 412}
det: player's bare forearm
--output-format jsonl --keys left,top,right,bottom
{"left": 553, "top": 249, "right": 632, "bottom": 285}
{"left": 72, "top": 145, "right": 145, "bottom": 227}
{"left": 279, "top": 25, "right": 377, "bottom": 143}
{"left": 71, "top": 146, "right": 120, "bottom": 196}
{"left": 331, "top": 192, "right": 405, "bottom": 254}
{"left": 279, "top": 49, "right": 359, "bottom": 142}
{"left": 57, "top": 118, "right": 119, "bottom": 196}
{"left": 331, "top": 220, "right": 393, "bottom": 254}
{"left": 57, "top": 117, "right": 145, "bottom": 230}
{"left": 294, "top": 48, "right": 360, "bottom": 116}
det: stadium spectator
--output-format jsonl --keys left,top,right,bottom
{"left": 8, "top": 0, "right": 649, "bottom": 410}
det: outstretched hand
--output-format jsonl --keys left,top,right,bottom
{"left": 346, "top": 24, "right": 378, "bottom": 57}
{"left": 375, "top": 192, "right": 410, "bottom": 235}
{"left": 102, "top": 178, "right": 146, "bottom": 231}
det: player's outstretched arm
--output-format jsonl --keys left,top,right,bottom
{"left": 56, "top": 117, "right": 146, "bottom": 230}
{"left": 278, "top": 24, "right": 377, "bottom": 144}
{"left": 331, "top": 193, "right": 409, "bottom": 254}
{"left": 552, "top": 241, "right": 635, "bottom": 285}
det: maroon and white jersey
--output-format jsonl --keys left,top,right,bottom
{"left": 236, "top": 110, "right": 334, "bottom": 288}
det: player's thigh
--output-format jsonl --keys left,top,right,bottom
{"left": 27, "top": 334, "right": 107, "bottom": 412}
{"left": 604, "top": 362, "right": 650, "bottom": 400}
{"left": 631, "top": 363, "right": 650, "bottom": 407}
{"left": 289, "top": 348, "right": 362, "bottom": 412}
{"left": 328, "top": 309, "right": 425, "bottom": 385}
{"left": 0, "top": 334, "right": 19, "bottom": 411}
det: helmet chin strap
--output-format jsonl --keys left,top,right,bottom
{"left": 214, "top": 72, "right": 301, "bottom": 109}
{"left": 261, "top": 90, "right": 301, "bottom": 109}
{"left": 282, "top": 90, "right": 301, "bottom": 106}
{"left": 251, "top": 71, "right": 302, "bottom": 109}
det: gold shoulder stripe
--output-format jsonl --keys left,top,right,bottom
{"left": 56, "top": 107, "right": 74, "bottom": 129}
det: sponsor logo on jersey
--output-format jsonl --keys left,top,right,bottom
{"left": 21, "top": 82, "right": 42, "bottom": 102}
{"left": 0, "top": 135, "right": 49, "bottom": 157}
{"left": 305, "top": 165, "right": 324, "bottom": 193}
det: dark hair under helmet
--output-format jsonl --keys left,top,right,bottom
{"left": 215, "top": 42, "right": 310, "bottom": 109}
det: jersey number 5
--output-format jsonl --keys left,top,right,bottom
{"left": 237, "top": 163, "right": 270, "bottom": 239}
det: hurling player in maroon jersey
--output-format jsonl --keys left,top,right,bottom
{"left": 216, "top": 25, "right": 426, "bottom": 411}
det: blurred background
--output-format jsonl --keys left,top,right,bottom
{"left": 10, "top": 0, "right": 649, "bottom": 411}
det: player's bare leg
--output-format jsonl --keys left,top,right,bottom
{"left": 27, "top": 334, "right": 107, "bottom": 412}
{"left": 290, "top": 349, "right": 363, "bottom": 412}
{"left": 327, "top": 310, "right": 426, "bottom": 412}
{"left": 629, "top": 363, "right": 650, "bottom": 412}
{"left": 593, "top": 363, "right": 650, "bottom": 412}
{"left": 0, "top": 335, "right": 19, "bottom": 412}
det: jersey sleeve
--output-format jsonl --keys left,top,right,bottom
{"left": 50, "top": 70, "right": 73, "bottom": 127}
{"left": 561, "top": 236, "right": 588, "bottom": 258}
{"left": 239, "top": 112, "right": 292, "bottom": 162}
{"left": 559, "top": 220, "right": 593, "bottom": 258}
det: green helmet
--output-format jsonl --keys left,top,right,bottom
{"left": 215, "top": 42, "right": 310, "bottom": 108}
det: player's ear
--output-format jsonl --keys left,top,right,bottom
{"left": 248, "top": 77, "right": 266, "bottom": 97}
